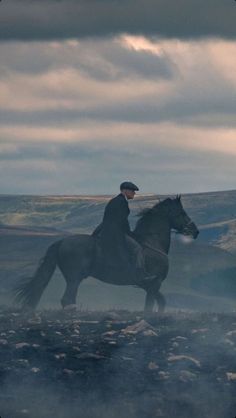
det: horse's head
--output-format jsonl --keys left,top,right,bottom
{"left": 161, "top": 195, "right": 199, "bottom": 239}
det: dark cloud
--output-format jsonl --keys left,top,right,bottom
{"left": 0, "top": 39, "right": 175, "bottom": 81}
{"left": 1, "top": 90, "right": 236, "bottom": 128}
{"left": 0, "top": 0, "right": 236, "bottom": 41}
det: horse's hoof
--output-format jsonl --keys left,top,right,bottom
{"left": 63, "top": 304, "right": 77, "bottom": 311}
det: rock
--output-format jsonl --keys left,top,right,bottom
{"left": 63, "top": 368, "right": 75, "bottom": 376}
{"left": 179, "top": 370, "right": 197, "bottom": 382}
{"left": 191, "top": 328, "right": 209, "bottom": 334}
{"left": 76, "top": 353, "right": 105, "bottom": 360}
{"left": 0, "top": 338, "right": 8, "bottom": 345}
{"left": 143, "top": 329, "right": 158, "bottom": 337}
{"left": 158, "top": 371, "right": 169, "bottom": 380}
{"left": 222, "top": 338, "right": 234, "bottom": 346}
{"left": 226, "top": 372, "right": 236, "bottom": 381}
{"left": 226, "top": 330, "right": 236, "bottom": 337}
{"left": 102, "top": 330, "right": 117, "bottom": 337}
{"left": 103, "top": 312, "right": 122, "bottom": 321}
{"left": 31, "top": 367, "right": 40, "bottom": 373}
{"left": 148, "top": 361, "right": 159, "bottom": 370}
{"left": 173, "top": 336, "right": 188, "bottom": 341}
{"left": 15, "top": 342, "right": 30, "bottom": 349}
{"left": 16, "top": 359, "right": 29, "bottom": 367}
{"left": 27, "top": 316, "right": 42, "bottom": 325}
{"left": 121, "top": 320, "right": 157, "bottom": 336}
{"left": 55, "top": 353, "right": 67, "bottom": 359}
{"left": 167, "top": 355, "right": 201, "bottom": 368}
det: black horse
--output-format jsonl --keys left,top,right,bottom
{"left": 14, "top": 196, "right": 199, "bottom": 313}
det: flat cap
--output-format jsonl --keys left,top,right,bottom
{"left": 120, "top": 181, "right": 139, "bottom": 191}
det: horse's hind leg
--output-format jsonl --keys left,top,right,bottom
{"left": 155, "top": 291, "right": 166, "bottom": 314}
{"left": 61, "top": 277, "right": 83, "bottom": 308}
{"left": 58, "top": 264, "right": 85, "bottom": 308}
{"left": 144, "top": 290, "right": 156, "bottom": 314}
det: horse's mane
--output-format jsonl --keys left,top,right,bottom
{"left": 134, "top": 196, "right": 180, "bottom": 234}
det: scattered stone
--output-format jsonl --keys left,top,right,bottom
{"left": 27, "top": 316, "right": 42, "bottom": 325}
{"left": 222, "top": 338, "right": 234, "bottom": 346}
{"left": 226, "top": 330, "right": 236, "bottom": 337}
{"left": 55, "top": 353, "right": 67, "bottom": 359}
{"left": 167, "top": 355, "right": 201, "bottom": 368}
{"left": 179, "top": 370, "right": 197, "bottom": 382}
{"left": 103, "top": 312, "right": 122, "bottom": 321}
{"left": 174, "top": 336, "right": 188, "bottom": 341}
{"left": 143, "top": 329, "right": 158, "bottom": 337}
{"left": 191, "top": 328, "right": 209, "bottom": 334}
{"left": 31, "top": 367, "right": 40, "bottom": 373}
{"left": 72, "top": 346, "right": 81, "bottom": 352}
{"left": 76, "top": 353, "right": 105, "bottom": 360}
{"left": 63, "top": 368, "right": 75, "bottom": 376}
{"left": 102, "top": 330, "right": 117, "bottom": 337}
{"left": 148, "top": 361, "right": 159, "bottom": 370}
{"left": 158, "top": 371, "right": 169, "bottom": 380}
{"left": 15, "top": 342, "right": 30, "bottom": 349}
{"left": 226, "top": 372, "right": 236, "bottom": 381}
{"left": 121, "top": 320, "right": 157, "bottom": 336}
{"left": 16, "top": 359, "right": 29, "bottom": 367}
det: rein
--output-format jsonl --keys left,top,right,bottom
{"left": 142, "top": 242, "right": 168, "bottom": 258}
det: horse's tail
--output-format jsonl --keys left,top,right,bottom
{"left": 13, "top": 240, "right": 61, "bottom": 310}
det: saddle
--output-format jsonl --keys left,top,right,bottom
{"left": 91, "top": 236, "right": 137, "bottom": 284}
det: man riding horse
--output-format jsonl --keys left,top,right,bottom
{"left": 92, "top": 181, "right": 156, "bottom": 282}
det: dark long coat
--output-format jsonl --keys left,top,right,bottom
{"left": 99, "top": 193, "right": 132, "bottom": 266}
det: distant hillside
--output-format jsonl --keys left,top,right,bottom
{"left": 1, "top": 191, "right": 236, "bottom": 310}
{"left": 0, "top": 190, "right": 236, "bottom": 250}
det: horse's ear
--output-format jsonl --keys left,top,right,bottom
{"left": 176, "top": 194, "right": 181, "bottom": 201}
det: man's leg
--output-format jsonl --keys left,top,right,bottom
{"left": 125, "top": 236, "right": 155, "bottom": 282}
{"left": 125, "top": 235, "right": 145, "bottom": 269}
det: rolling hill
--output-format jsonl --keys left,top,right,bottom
{"left": 1, "top": 190, "right": 236, "bottom": 311}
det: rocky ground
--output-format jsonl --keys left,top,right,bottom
{"left": 0, "top": 307, "right": 236, "bottom": 418}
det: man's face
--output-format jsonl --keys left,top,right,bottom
{"left": 123, "top": 189, "right": 136, "bottom": 199}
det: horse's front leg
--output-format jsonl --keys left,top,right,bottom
{"left": 144, "top": 278, "right": 166, "bottom": 314}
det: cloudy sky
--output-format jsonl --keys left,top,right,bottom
{"left": 0, "top": 0, "right": 236, "bottom": 195}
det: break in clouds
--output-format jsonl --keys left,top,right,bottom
{"left": 0, "top": 1, "right": 236, "bottom": 194}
